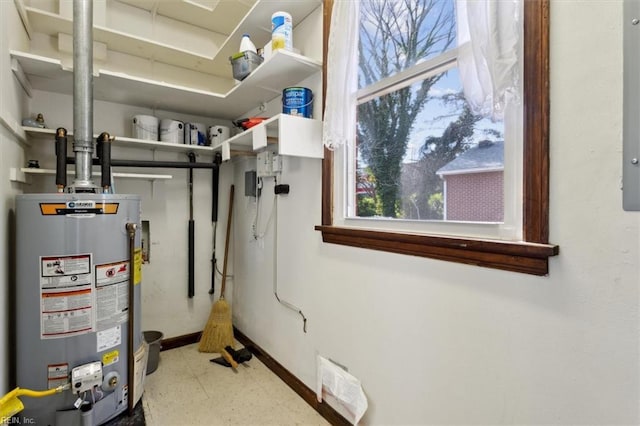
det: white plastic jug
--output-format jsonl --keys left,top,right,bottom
{"left": 239, "top": 34, "right": 257, "bottom": 54}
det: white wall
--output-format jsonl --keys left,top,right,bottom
{"left": 0, "top": 1, "right": 30, "bottom": 396}
{"left": 2, "top": 1, "right": 638, "bottom": 424}
{"left": 230, "top": 1, "right": 640, "bottom": 425}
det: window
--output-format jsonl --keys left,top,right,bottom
{"left": 352, "top": 0, "right": 514, "bottom": 235}
{"left": 316, "top": 0, "right": 559, "bottom": 275}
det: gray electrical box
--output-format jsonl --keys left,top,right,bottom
{"left": 245, "top": 170, "right": 257, "bottom": 197}
{"left": 624, "top": 0, "right": 640, "bottom": 210}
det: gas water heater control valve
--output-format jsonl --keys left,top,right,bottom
{"left": 71, "top": 361, "right": 103, "bottom": 394}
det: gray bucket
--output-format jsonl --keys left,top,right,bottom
{"left": 143, "top": 330, "right": 164, "bottom": 375}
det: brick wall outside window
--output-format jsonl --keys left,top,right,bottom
{"left": 444, "top": 171, "right": 503, "bottom": 222}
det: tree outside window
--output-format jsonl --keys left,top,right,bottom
{"left": 354, "top": 0, "right": 504, "bottom": 223}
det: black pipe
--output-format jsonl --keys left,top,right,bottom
{"left": 66, "top": 152, "right": 221, "bottom": 300}
{"left": 97, "top": 132, "right": 112, "bottom": 190}
{"left": 209, "top": 152, "right": 222, "bottom": 295}
{"left": 67, "top": 157, "right": 218, "bottom": 169}
{"left": 188, "top": 152, "right": 196, "bottom": 299}
{"left": 55, "top": 128, "right": 67, "bottom": 191}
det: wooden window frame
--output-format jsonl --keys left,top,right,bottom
{"left": 315, "top": 0, "right": 559, "bottom": 276}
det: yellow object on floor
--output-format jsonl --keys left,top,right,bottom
{"left": 0, "top": 391, "right": 24, "bottom": 419}
{"left": 0, "top": 385, "right": 67, "bottom": 419}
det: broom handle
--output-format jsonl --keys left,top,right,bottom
{"left": 220, "top": 185, "right": 234, "bottom": 298}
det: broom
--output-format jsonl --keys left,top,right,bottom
{"left": 199, "top": 184, "right": 235, "bottom": 353}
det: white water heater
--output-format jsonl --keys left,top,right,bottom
{"left": 15, "top": 194, "right": 144, "bottom": 425}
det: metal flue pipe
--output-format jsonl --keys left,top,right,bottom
{"left": 72, "top": 0, "right": 94, "bottom": 188}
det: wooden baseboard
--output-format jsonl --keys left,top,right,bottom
{"left": 160, "top": 328, "right": 350, "bottom": 426}
{"left": 233, "top": 327, "right": 351, "bottom": 426}
{"left": 160, "top": 331, "right": 201, "bottom": 351}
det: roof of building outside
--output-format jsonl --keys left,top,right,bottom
{"left": 436, "top": 140, "right": 504, "bottom": 176}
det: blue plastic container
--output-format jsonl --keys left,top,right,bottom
{"left": 282, "top": 87, "right": 313, "bottom": 118}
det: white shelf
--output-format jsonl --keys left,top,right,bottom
{"left": 25, "top": 7, "right": 212, "bottom": 74}
{"left": 24, "top": 0, "right": 321, "bottom": 79}
{"left": 17, "top": 1, "right": 324, "bottom": 162}
{"left": 11, "top": 168, "right": 172, "bottom": 183}
{"left": 22, "top": 126, "right": 217, "bottom": 155}
{"left": 213, "top": 114, "right": 323, "bottom": 161}
{"left": 116, "top": 0, "right": 254, "bottom": 36}
{"left": 11, "top": 50, "right": 321, "bottom": 119}
{"left": 205, "top": 0, "right": 321, "bottom": 76}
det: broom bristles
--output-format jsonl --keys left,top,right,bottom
{"left": 198, "top": 298, "right": 234, "bottom": 353}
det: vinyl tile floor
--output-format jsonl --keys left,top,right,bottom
{"left": 141, "top": 342, "right": 330, "bottom": 426}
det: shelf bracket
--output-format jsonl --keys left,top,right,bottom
{"left": 10, "top": 168, "right": 30, "bottom": 184}
{"left": 11, "top": 57, "right": 32, "bottom": 97}
{"left": 252, "top": 124, "right": 267, "bottom": 150}
{"left": 222, "top": 141, "right": 231, "bottom": 162}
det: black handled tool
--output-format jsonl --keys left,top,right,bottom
{"left": 210, "top": 152, "right": 222, "bottom": 295}
{"left": 188, "top": 152, "right": 196, "bottom": 298}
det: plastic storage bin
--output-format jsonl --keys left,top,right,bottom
{"left": 230, "top": 51, "right": 264, "bottom": 81}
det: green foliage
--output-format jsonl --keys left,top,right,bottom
{"left": 357, "top": 196, "right": 378, "bottom": 217}
{"left": 427, "top": 192, "right": 444, "bottom": 218}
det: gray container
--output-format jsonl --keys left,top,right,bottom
{"left": 144, "top": 330, "right": 164, "bottom": 375}
{"left": 230, "top": 51, "right": 264, "bottom": 80}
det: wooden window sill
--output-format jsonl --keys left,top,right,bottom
{"left": 315, "top": 225, "right": 559, "bottom": 276}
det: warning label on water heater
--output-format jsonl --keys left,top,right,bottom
{"left": 47, "top": 363, "right": 69, "bottom": 389}
{"left": 95, "top": 260, "right": 129, "bottom": 330}
{"left": 40, "top": 253, "right": 94, "bottom": 339}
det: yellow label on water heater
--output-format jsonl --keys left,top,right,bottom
{"left": 102, "top": 350, "right": 119, "bottom": 366}
{"left": 134, "top": 248, "right": 142, "bottom": 285}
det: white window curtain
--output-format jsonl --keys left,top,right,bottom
{"left": 456, "top": 0, "right": 521, "bottom": 121}
{"left": 322, "top": 0, "right": 359, "bottom": 150}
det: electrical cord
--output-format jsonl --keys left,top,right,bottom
{"left": 0, "top": 385, "right": 69, "bottom": 419}
{"left": 253, "top": 190, "right": 276, "bottom": 240}
{"left": 272, "top": 176, "right": 307, "bottom": 333}
{"left": 252, "top": 177, "right": 277, "bottom": 241}
{"left": 252, "top": 177, "right": 261, "bottom": 240}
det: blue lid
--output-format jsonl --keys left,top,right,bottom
{"left": 242, "top": 33, "right": 250, "bottom": 37}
